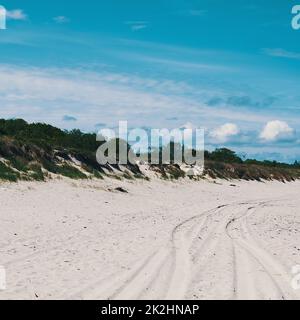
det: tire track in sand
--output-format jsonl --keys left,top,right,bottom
{"left": 226, "top": 204, "right": 297, "bottom": 300}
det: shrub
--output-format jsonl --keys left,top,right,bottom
{"left": 28, "top": 163, "right": 45, "bottom": 181}
{"left": 0, "top": 162, "right": 19, "bottom": 182}
{"left": 55, "top": 164, "right": 87, "bottom": 179}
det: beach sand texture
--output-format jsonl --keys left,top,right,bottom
{"left": 0, "top": 178, "right": 299, "bottom": 300}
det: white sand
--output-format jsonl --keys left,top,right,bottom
{"left": 0, "top": 177, "right": 299, "bottom": 300}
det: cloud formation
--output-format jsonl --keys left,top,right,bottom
{"left": 207, "top": 95, "right": 276, "bottom": 108}
{"left": 95, "top": 123, "right": 106, "bottom": 129}
{"left": 62, "top": 115, "right": 77, "bottom": 122}
{"left": 125, "top": 21, "right": 148, "bottom": 31}
{"left": 0, "top": 64, "right": 272, "bottom": 132}
{"left": 209, "top": 123, "right": 240, "bottom": 142}
{"left": 6, "top": 9, "right": 27, "bottom": 20}
{"left": 53, "top": 16, "right": 70, "bottom": 24}
{"left": 260, "top": 120, "right": 295, "bottom": 142}
{"left": 263, "top": 48, "right": 300, "bottom": 60}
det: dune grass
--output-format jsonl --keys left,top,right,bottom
{"left": 0, "top": 162, "right": 20, "bottom": 182}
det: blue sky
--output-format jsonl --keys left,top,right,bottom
{"left": 0, "top": 0, "right": 300, "bottom": 162}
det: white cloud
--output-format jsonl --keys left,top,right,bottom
{"left": 0, "top": 65, "right": 203, "bottom": 130}
{"left": 0, "top": 65, "right": 275, "bottom": 132}
{"left": 6, "top": 9, "right": 27, "bottom": 20}
{"left": 125, "top": 21, "right": 148, "bottom": 31}
{"left": 53, "top": 16, "right": 70, "bottom": 24}
{"left": 263, "top": 48, "right": 300, "bottom": 60}
{"left": 138, "top": 56, "right": 234, "bottom": 72}
{"left": 131, "top": 24, "right": 147, "bottom": 31}
{"left": 260, "top": 120, "right": 295, "bottom": 142}
{"left": 180, "top": 122, "right": 197, "bottom": 130}
{"left": 210, "top": 123, "right": 240, "bottom": 142}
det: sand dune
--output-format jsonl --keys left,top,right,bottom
{"left": 0, "top": 178, "right": 299, "bottom": 300}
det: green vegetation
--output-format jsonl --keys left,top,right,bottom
{"left": 0, "top": 119, "right": 299, "bottom": 182}
{"left": 0, "top": 118, "right": 99, "bottom": 152}
{"left": 27, "top": 163, "right": 45, "bottom": 181}
{"left": 0, "top": 119, "right": 103, "bottom": 182}
{"left": 0, "top": 162, "right": 20, "bottom": 182}
{"left": 54, "top": 164, "right": 87, "bottom": 180}
{"left": 205, "top": 148, "right": 243, "bottom": 164}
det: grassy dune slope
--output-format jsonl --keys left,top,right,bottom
{"left": 0, "top": 119, "right": 300, "bottom": 182}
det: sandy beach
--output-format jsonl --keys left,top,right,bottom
{"left": 0, "top": 177, "right": 299, "bottom": 300}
